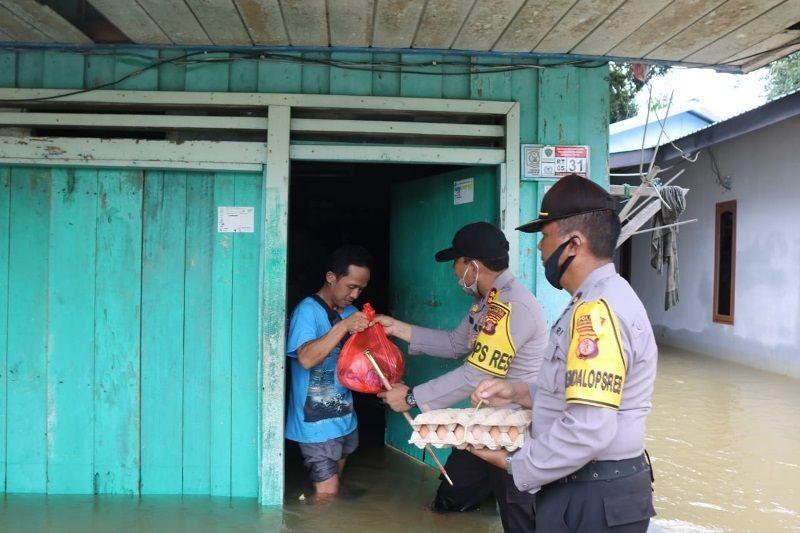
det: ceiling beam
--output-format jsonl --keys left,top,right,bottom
{"left": 233, "top": 0, "right": 288, "bottom": 45}
{"left": 87, "top": 0, "right": 171, "bottom": 44}
{"left": 185, "top": 0, "right": 252, "bottom": 45}
{"left": 1, "top": 0, "right": 91, "bottom": 43}
{"left": 646, "top": 0, "right": 784, "bottom": 61}
{"left": 372, "top": 0, "right": 426, "bottom": 48}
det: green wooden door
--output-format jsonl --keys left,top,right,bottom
{"left": 0, "top": 166, "right": 261, "bottom": 497}
{"left": 386, "top": 166, "right": 498, "bottom": 465}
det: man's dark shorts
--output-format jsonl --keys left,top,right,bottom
{"left": 298, "top": 430, "right": 359, "bottom": 483}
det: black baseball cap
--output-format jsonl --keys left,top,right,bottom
{"left": 516, "top": 174, "right": 616, "bottom": 233}
{"left": 435, "top": 222, "right": 509, "bottom": 263}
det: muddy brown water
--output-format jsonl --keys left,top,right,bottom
{"left": 0, "top": 346, "right": 797, "bottom": 532}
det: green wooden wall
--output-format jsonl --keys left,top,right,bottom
{"left": 0, "top": 48, "right": 609, "bottom": 498}
{"left": 0, "top": 48, "right": 608, "bottom": 315}
{"left": 0, "top": 166, "right": 261, "bottom": 496}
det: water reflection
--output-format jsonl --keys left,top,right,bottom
{"left": 0, "top": 346, "right": 796, "bottom": 532}
{"left": 648, "top": 346, "right": 800, "bottom": 532}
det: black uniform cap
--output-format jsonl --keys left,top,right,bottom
{"left": 434, "top": 222, "right": 509, "bottom": 263}
{"left": 516, "top": 174, "right": 616, "bottom": 233}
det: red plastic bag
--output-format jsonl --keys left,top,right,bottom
{"left": 337, "top": 303, "right": 405, "bottom": 394}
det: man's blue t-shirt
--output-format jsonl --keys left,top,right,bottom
{"left": 285, "top": 296, "right": 357, "bottom": 443}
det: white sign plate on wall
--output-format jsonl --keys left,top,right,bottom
{"left": 217, "top": 206, "right": 254, "bottom": 233}
{"left": 522, "top": 144, "right": 590, "bottom": 179}
{"left": 453, "top": 178, "right": 474, "bottom": 205}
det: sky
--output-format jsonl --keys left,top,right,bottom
{"left": 633, "top": 66, "right": 770, "bottom": 122}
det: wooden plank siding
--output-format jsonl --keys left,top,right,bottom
{"left": 0, "top": 165, "right": 263, "bottom": 496}
{"left": 0, "top": 48, "right": 609, "bottom": 499}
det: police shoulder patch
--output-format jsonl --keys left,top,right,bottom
{"left": 565, "top": 299, "right": 626, "bottom": 409}
{"left": 466, "top": 290, "right": 517, "bottom": 377}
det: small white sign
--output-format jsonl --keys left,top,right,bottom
{"left": 217, "top": 206, "right": 254, "bottom": 233}
{"left": 454, "top": 178, "right": 474, "bottom": 205}
{"left": 522, "top": 144, "right": 590, "bottom": 179}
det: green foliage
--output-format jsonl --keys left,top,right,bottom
{"left": 765, "top": 51, "right": 800, "bottom": 100}
{"left": 609, "top": 63, "right": 669, "bottom": 123}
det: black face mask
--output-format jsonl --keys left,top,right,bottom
{"left": 544, "top": 238, "right": 575, "bottom": 290}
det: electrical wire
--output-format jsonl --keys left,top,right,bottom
{"left": 0, "top": 48, "right": 607, "bottom": 104}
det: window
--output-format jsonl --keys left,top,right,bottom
{"left": 713, "top": 201, "right": 736, "bottom": 324}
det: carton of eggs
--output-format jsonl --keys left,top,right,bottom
{"left": 409, "top": 407, "right": 532, "bottom": 452}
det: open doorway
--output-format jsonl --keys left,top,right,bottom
{"left": 284, "top": 161, "right": 471, "bottom": 496}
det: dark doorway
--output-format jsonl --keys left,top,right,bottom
{"left": 284, "top": 161, "right": 465, "bottom": 495}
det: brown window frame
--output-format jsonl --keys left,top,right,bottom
{"left": 713, "top": 200, "right": 737, "bottom": 324}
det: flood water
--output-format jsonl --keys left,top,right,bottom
{"left": 647, "top": 346, "right": 800, "bottom": 532}
{"left": 0, "top": 345, "right": 797, "bottom": 532}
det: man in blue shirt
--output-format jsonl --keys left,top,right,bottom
{"left": 286, "top": 245, "right": 372, "bottom": 496}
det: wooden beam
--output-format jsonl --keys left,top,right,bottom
{"left": 0, "top": 111, "right": 505, "bottom": 138}
{"left": 412, "top": 0, "right": 473, "bottom": 49}
{"left": 185, "top": 0, "right": 252, "bottom": 45}
{"left": 233, "top": 0, "right": 288, "bottom": 45}
{"left": 0, "top": 136, "right": 265, "bottom": 170}
{"left": 571, "top": 0, "right": 671, "bottom": 56}
{"left": 609, "top": 184, "right": 665, "bottom": 197}
{"left": 36, "top": 113, "right": 495, "bottom": 136}
{"left": 0, "top": 3, "right": 53, "bottom": 41}
{"left": 260, "top": 104, "right": 289, "bottom": 507}
{"left": 722, "top": 29, "right": 800, "bottom": 65}
{"left": 280, "top": 0, "right": 328, "bottom": 46}
{"left": 328, "top": 0, "right": 374, "bottom": 47}
{"left": 292, "top": 118, "right": 504, "bottom": 137}
{"left": 0, "top": 0, "right": 91, "bottom": 43}
{"left": 608, "top": 0, "right": 726, "bottom": 58}
{"left": 646, "top": 0, "right": 784, "bottom": 61}
{"left": 740, "top": 37, "right": 800, "bottom": 71}
{"left": 136, "top": 0, "right": 210, "bottom": 45}
{"left": 503, "top": 102, "right": 521, "bottom": 274}
{"left": 289, "top": 144, "right": 505, "bottom": 164}
{"left": 493, "top": 0, "right": 574, "bottom": 52}
{"left": 0, "top": 135, "right": 507, "bottom": 168}
{"left": 534, "top": 0, "right": 626, "bottom": 54}
{"left": 686, "top": 0, "right": 800, "bottom": 64}
{"left": 372, "top": 0, "right": 426, "bottom": 48}
{"left": 453, "top": 0, "right": 524, "bottom": 51}
{"left": 0, "top": 88, "right": 515, "bottom": 115}
{"left": 0, "top": 112, "right": 268, "bottom": 131}
{"left": 87, "top": 0, "right": 171, "bottom": 44}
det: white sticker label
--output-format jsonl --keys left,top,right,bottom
{"left": 217, "top": 206, "right": 254, "bottom": 233}
{"left": 522, "top": 144, "right": 590, "bottom": 179}
{"left": 454, "top": 178, "right": 474, "bottom": 205}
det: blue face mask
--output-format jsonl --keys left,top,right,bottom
{"left": 544, "top": 238, "right": 575, "bottom": 290}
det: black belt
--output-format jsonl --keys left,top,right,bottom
{"left": 555, "top": 454, "right": 650, "bottom": 484}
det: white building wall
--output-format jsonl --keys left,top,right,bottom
{"left": 629, "top": 116, "right": 800, "bottom": 378}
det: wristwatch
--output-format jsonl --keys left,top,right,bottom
{"left": 405, "top": 391, "right": 417, "bottom": 408}
{"left": 505, "top": 454, "right": 514, "bottom": 475}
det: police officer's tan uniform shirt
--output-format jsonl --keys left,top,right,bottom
{"left": 409, "top": 269, "right": 548, "bottom": 410}
{"left": 510, "top": 263, "right": 658, "bottom": 494}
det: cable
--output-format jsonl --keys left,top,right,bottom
{"left": 0, "top": 50, "right": 210, "bottom": 103}
{"left": 708, "top": 148, "right": 732, "bottom": 191}
{"left": 0, "top": 48, "right": 608, "bottom": 104}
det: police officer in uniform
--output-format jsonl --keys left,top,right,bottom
{"left": 375, "top": 221, "right": 548, "bottom": 532}
{"left": 468, "top": 174, "right": 658, "bottom": 532}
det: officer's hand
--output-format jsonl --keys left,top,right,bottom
{"left": 471, "top": 379, "right": 515, "bottom": 407}
{"left": 372, "top": 314, "right": 396, "bottom": 334}
{"left": 467, "top": 445, "right": 508, "bottom": 470}
{"left": 372, "top": 314, "right": 412, "bottom": 342}
{"left": 377, "top": 383, "right": 411, "bottom": 412}
{"left": 342, "top": 311, "right": 369, "bottom": 334}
